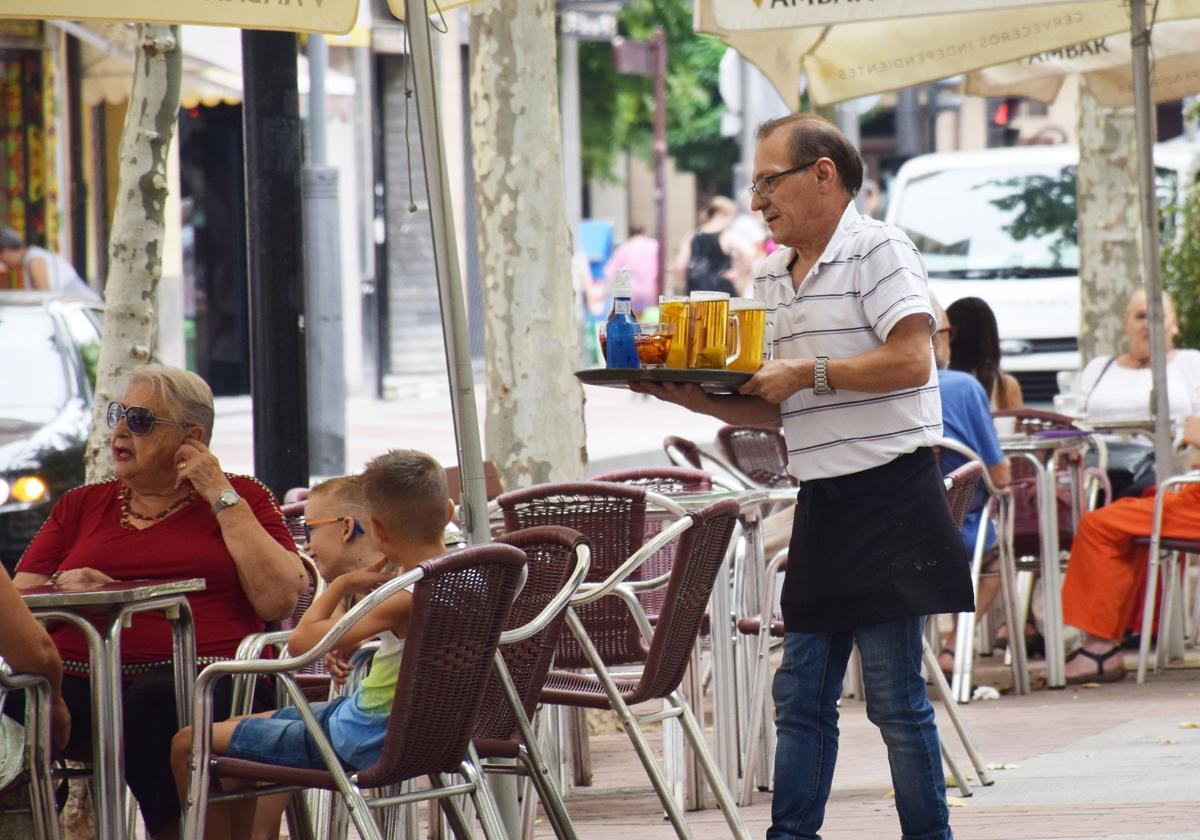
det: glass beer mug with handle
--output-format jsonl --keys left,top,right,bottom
{"left": 687, "top": 290, "right": 740, "bottom": 369}
{"left": 727, "top": 298, "right": 767, "bottom": 373}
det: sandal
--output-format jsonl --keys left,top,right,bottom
{"left": 1065, "top": 646, "right": 1127, "bottom": 685}
{"left": 937, "top": 648, "right": 955, "bottom": 675}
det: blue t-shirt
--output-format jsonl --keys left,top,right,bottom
{"left": 937, "top": 369, "right": 1005, "bottom": 552}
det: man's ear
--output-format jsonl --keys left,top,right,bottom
{"left": 444, "top": 498, "right": 456, "bottom": 527}
{"left": 367, "top": 515, "right": 389, "bottom": 549}
{"left": 340, "top": 516, "right": 357, "bottom": 544}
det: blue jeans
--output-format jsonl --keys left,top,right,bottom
{"left": 768, "top": 617, "right": 951, "bottom": 840}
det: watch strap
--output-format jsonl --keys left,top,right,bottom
{"left": 813, "top": 355, "right": 835, "bottom": 395}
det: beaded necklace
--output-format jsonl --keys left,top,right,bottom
{"left": 119, "top": 484, "right": 194, "bottom": 529}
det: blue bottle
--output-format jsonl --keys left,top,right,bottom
{"left": 605, "top": 268, "right": 640, "bottom": 369}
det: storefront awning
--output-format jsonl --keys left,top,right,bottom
{"left": 56, "top": 21, "right": 355, "bottom": 109}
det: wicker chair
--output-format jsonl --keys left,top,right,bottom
{"left": 663, "top": 435, "right": 756, "bottom": 489}
{"left": 181, "top": 544, "right": 527, "bottom": 840}
{"left": 716, "top": 425, "right": 799, "bottom": 489}
{"left": 540, "top": 499, "right": 750, "bottom": 840}
{"left": 473, "top": 526, "right": 591, "bottom": 839}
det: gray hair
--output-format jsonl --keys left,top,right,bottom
{"left": 117, "top": 364, "right": 215, "bottom": 443}
{"left": 0, "top": 228, "right": 24, "bottom": 251}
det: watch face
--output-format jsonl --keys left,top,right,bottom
{"left": 219, "top": 490, "right": 238, "bottom": 506}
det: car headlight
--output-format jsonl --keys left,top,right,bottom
{"left": 10, "top": 475, "right": 48, "bottom": 504}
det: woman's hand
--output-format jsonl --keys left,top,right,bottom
{"left": 173, "top": 439, "right": 233, "bottom": 505}
{"left": 51, "top": 567, "right": 115, "bottom": 589}
{"left": 51, "top": 695, "right": 71, "bottom": 751}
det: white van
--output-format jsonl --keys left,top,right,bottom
{"left": 885, "top": 142, "right": 1197, "bottom": 402}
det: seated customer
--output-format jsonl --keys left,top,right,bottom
{"left": 171, "top": 449, "right": 455, "bottom": 840}
{"left": 0, "top": 566, "right": 70, "bottom": 750}
{"left": 932, "top": 299, "right": 1011, "bottom": 669}
{"left": 11, "top": 364, "right": 304, "bottom": 840}
{"left": 1061, "top": 416, "right": 1200, "bottom": 684}
{"left": 947, "top": 296, "right": 1024, "bottom": 410}
{"left": 1080, "top": 288, "right": 1200, "bottom": 496}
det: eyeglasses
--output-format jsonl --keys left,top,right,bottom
{"left": 748, "top": 159, "right": 820, "bottom": 198}
{"left": 935, "top": 326, "right": 958, "bottom": 340}
{"left": 303, "top": 516, "right": 365, "bottom": 542}
{"left": 106, "top": 402, "right": 183, "bottom": 436}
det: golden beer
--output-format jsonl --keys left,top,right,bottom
{"left": 728, "top": 299, "right": 767, "bottom": 373}
{"left": 659, "top": 296, "right": 690, "bottom": 369}
{"left": 688, "top": 291, "right": 738, "bottom": 369}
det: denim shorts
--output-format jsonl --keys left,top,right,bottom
{"left": 228, "top": 696, "right": 354, "bottom": 771}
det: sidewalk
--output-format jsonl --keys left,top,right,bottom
{"left": 538, "top": 663, "right": 1200, "bottom": 839}
{"left": 212, "top": 379, "right": 728, "bottom": 481}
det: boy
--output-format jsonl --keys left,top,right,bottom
{"left": 171, "top": 450, "right": 455, "bottom": 840}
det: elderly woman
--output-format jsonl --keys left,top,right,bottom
{"left": 11, "top": 364, "right": 305, "bottom": 839}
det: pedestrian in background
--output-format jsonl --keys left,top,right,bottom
{"left": 0, "top": 228, "right": 97, "bottom": 299}
{"left": 602, "top": 225, "right": 660, "bottom": 317}
{"left": 669, "top": 195, "right": 755, "bottom": 297}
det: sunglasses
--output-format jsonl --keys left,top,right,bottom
{"left": 106, "top": 402, "right": 184, "bottom": 436}
{"left": 303, "top": 516, "right": 365, "bottom": 542}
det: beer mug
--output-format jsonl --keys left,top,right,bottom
{"left": 659, "top": 295, "right": 690, "bottom": 370}
{"left": 727, "top": 298, "right": 768, "bottom": 373}
{"left": 687, "top": 291, "right": 740, "bottom": 369}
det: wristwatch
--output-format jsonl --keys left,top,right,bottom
{"left": 812, "top": 356, "right": 836, "bottom": 396}
{"left": 211, "top": 488, "right": 241, "bottom": 516}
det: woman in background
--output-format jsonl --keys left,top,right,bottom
{"left": 948, "top": 296, "right": 1024, "bottom": 410}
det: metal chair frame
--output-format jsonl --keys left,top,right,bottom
{"left": 935, "top": 438, "right": 1030, "bottom": 700}
{"left": 1137, "top": 471, "right": 1200, "bottom": 683}
{"left": 475, "top": 530, "right": 592, "bottom": 840}
{"left": 542, "top": 500, "right": 751, "bottom": 840}
{"left": 663, "top": 435, "right": 757, "bottom": 491}
{"left": 0, "top": 668, "right": 61, "bottom": 840}
{"left": 181, "top": 549, "right": 527, "bottom": 840}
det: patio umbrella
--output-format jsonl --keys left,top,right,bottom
{"left": 965, "top": 17, "right": 1200, "bottom": 106}
{"left": 696, "top": 0, "right": 1190, "bottom": 687}
{"left": 5, "top": 0, "right": 357, "bottom": 33}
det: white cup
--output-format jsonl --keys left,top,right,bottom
{"left": 993, "top": 416, "right": 1017, "bottom": 438}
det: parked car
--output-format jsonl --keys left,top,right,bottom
{"left": 0, "top": 292, "right": 102, "bottom": 573}
{"left": 885, "top": 142, "right": 1196, "bottom": 402}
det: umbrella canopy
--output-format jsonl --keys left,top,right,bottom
{"left": 697, "top": 0, "right": 1200, "bottom": 108}
{"left": 965, "top": 18, "right": 1200, "bottom": 106}
{"left": 0, "top": 0, "right": 358, "bottom": 34}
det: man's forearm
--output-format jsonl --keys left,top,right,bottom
{"left": 701, "top": 393, "right": 781, "bottom": 426}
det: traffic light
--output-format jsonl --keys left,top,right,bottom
{"left": 987, "top": 97, "right": 1021, "bottom": 147}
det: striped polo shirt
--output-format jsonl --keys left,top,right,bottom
{"left": 755, "top": 201, "right": 942, "bottom": 481}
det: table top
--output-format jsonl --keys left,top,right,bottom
{"left": 21, "top": 577, "right": 206, "bottom": 609}
{"left": 997, "top": 432, "right": 1090, "bottom": 453}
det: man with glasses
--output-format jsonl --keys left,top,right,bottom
{"left": 635, "top": 113, "right": 969, "bottom": 840}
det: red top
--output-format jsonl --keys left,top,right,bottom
{"left": 17, "top": 474, "right": 296, "bottom": 674}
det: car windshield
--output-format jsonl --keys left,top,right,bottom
{"left": 894, "top": 162, "right": 1178, "bottom": 277}
{"left": 0, "top": 307, "right": 69, "bottom": 415}
{"left": 893, "top": 163, "right": 1081, "bottom": 276}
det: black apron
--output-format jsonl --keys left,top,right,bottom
{"left": 782, "top": 447, "right": 974, "bottom": 633}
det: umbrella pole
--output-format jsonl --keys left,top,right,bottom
{"left": 1129, "top": 0, "right": 1175, "bottom": 481}
{"left": 407, "top": 0, "right": 490, "bottom": 546}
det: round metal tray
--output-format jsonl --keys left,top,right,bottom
{"left": 575, "top": 367, "right": 752, "bottom": 394}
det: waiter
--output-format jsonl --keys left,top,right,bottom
{"left": 634, "top": 113, "right": 970, "bottom": 840}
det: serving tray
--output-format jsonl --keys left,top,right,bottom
{"left": 575, "top": 367, "right": 752, "bottom": 394}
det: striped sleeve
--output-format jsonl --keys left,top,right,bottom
{"left": 856, "top": 233, "right": 934, "bottom": 342}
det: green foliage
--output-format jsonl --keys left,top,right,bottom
{"left": 1163, "top": 170, "right": 1200, "bottom": 350}
{"left": 987, "top": 168, "right": 1078, "bottom": 265}
{"left": 577, "top": 0, "right": 738, "bottom": 196}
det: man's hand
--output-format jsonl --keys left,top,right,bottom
{"left": 629, "top": 381, "right": 708, "bottom": 411}
{"left": 738, "top": 359, "right": 810, "bottom": 404}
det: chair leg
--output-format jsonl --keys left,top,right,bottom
{"left": 1137, "top": 543, "right": 1164, "bottom": 684}
{"left": 1189, "top": 554, "right": 1200, "bottom": 646}
{"left": 673, "top": 690, "right": 751, "bottom": 840}
{"left": 567, "top": 706, "right": 592, "bottom": 787}
{"left": 516, "top": 746, "right": 577, "bottom": 840}
{"left": 921, "top": 639, "right": 993, "bottom": 786}
{"left": 738, "top": 621, "right": 774, "bottom": 806}
{"left": 459, "top": 761, "right": 510, "bottom": 840}
{"left": 341, "top": 783, "right": 383, "bottom": 840}
{"left": 433, "top": 773, "right": 478, "bottom": 840}
{"left": 940, "top": 738, "right": 972, "bottom": 798}
{"left": 284, "top": 791, "right": 316, "bottom": 840}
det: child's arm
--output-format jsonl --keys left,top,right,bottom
{"left": 287, "top": 560, "right": 412, "bottom": 659}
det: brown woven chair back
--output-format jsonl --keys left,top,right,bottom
{"left": 591, "top": 467, "right": 712, "bottom": 620}
{"left": 663, "top": 435, "right": 705, "bottom": 470}
{"left": 717, "top": 425, "right": 798, "bottom": 488}
{"left": 354, "top": 543, "right": 526, "bottom": 786}
{"left": 497, "top": 481, "right": 649, "bottom": 668}
{"left": 473, "top": 527, "right": 587, "bottom": 755}
{"left": 630, "top": 498, "right": 739, "bottom": 703}
{"left": 944, "top": 461, "right": 984, "bottom": 530}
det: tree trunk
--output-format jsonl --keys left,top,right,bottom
{"left": 83, "top": 25, "right": 182, "bottom": 483}
{"left": 469, "top": 0, "right": 587, "bottom": 488}
{"left": 1076, "top": 86, "right": 1141, "bottom": 367}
